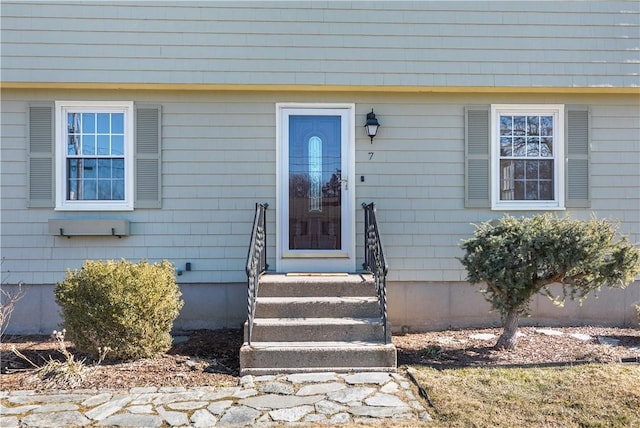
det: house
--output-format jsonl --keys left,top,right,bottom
{"left": 1, "top": 1, "right": 639, "bottom": 339}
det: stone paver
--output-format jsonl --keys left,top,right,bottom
{"left": 258, "top": 381, "right": 295, "bottom": 395}
{"left": 127, "top": 404, "right": 153, "bottom": 414}
{"left": 570, "top": 333, "right": 592, "bottom": 341}
{"left": 343, "top": 372, "right": 392, "bottom": 385}
{"left": 218, "top": 405, "right": 261, "bottom": 426}
{"left": 190, "top": 409, "right": 218, "bottom": 427}
{"left": 157, "top": 406, "right": 189, "bottom": 426}
{"left": 365, "top": 392, "right": 410, "bottom": 407}
{"left": 536, "top": 328, "right": 564, "bottom": 337}
{"left": 269, "top": 405, "right": 314, "bottom": 422}
{"left": 85, "top": 395, "right": 132, "bottom": 420}
{"left": 98, "top": 413, "right": 163, "bottom": 427}
{"left": 21, "top": 411, "right": 91, "bottom": 427}
{"left": 207, "top": 399, "right": 234, "bottom": 415}
{"left": 327, "top": 386, "right": 377, "bottom": 403}
{"left": 297, "top": 382, "right": 345, "bottom": 396}
{"left": 598, "top": 336, "right": 621, "bottom": 346}
{"left": 0, "top": 416, "right": 19, "bottom": 427}
{"left": 1, "top": 371, "right": 430, "bottom": 427}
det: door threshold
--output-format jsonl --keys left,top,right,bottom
{"left": 285, "top": 272, "right": 349, "bottom": 276}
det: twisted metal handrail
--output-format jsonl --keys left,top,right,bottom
{"left": 245, "top": 202, "right": 268, "bottom": 346}
{"left": 362, "top": 202, "right": 389, "bottom": 344}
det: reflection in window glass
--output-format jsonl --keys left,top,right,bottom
{"left": 308, "top": 136, "right": 322, "bottom": 212}
{"left": 82, "top": 135, "right": 96, "bottom": 155}
{"left": 499, "top": 114, "right": 554, "bottom": 201}
{"left": 97, "top": 113, "right": 110, "bottom": 133}
{"left": 65, "top": 111, "right": 125, "bottom": 201}
{"left": 82, "top": 113, "right": 95, "bottom": 133}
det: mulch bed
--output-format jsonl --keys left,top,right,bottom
{"left": 1, "top": 326, "right": 638, "bottom": 391}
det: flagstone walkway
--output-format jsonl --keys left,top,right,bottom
{"left": 1, "top": 371, "right": 431, "bottom": 427}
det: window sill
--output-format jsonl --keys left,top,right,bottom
{"left": 55, "top": 202, "right": 134, "bottom": 211}
{"left": 491, "top": 203, "right": 566, "bottom": 211}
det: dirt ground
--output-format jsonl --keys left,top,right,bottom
{"left": 1, "top": 326, "right": 639, "bottom": 391}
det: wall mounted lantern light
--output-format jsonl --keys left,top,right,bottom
{"left": 365, "top": 109, "right": 380, "bottom": 143}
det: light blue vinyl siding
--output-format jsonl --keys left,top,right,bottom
{"left": 1, "top": 1, "right": 638, "bottom": 88}
{"left": 2, "top": 90, "right": 638, "bottom": 285}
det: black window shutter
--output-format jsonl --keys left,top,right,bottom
{"left": 27, "top": 103, "right": 55, "bottom": 208}
{"left": 135, "top": 105, "right": 162, "bottom": 208}
{"left": 465, "top": 106, "right": 491, "bottom": 208}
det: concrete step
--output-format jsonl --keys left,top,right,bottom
{"left": 254, "top": 296, "right": 381, "bottom": 318}
{"left": 239, "top": 342, "right": 397, "bottom": 375}
{"left": 245, "top": 318, "right": 390, "bottom": 343}
{"left": 258, "top": 273, "right": 376, "bottom": 297}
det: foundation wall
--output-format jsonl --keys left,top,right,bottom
{"left": 3, "top": 280, "right": 638, "bottom": 335}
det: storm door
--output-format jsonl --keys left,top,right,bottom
{"left": 276, "top": 104, "right": 355, "bottom": 272}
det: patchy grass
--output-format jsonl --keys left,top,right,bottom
{"left": 410, "top": 364, "right": 640, "bottom": 427}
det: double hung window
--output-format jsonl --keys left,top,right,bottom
{"left": 55, "top": 101, "right": 134, "bottom": 211}
{"left": 491, "top": 105, "right": 564, "bottom": 210}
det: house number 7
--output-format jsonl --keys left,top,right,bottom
{"left": 368, "top": 152, "right": 374, "bottom": 160}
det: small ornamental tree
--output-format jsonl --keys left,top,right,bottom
{"left": 460, "top": 214, "right": 640, "bottom": 350}
{"left": 55, "top": 259, "right": 183, "bottom": 360}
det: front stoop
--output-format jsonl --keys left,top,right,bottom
{"left": 240, "top": 273, "right": 397, "bottom": 375}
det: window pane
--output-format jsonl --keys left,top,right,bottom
{"left": 513, "top": 181, "right": 525, "bottom": 200}
{"left": 513, "top": 116, "right": 526, "bottom": 136}
{"left": 526, "top": 181, "right": 539, "bottom": 200}
{"left": 111, "top": 135, "right": 124, "bottom": 155}
{"left": 526, "top": 160, "right": 539, "bottom": 179}
{"left": 68, "top": 135, "right": 79, "bottom": 155}
{"left": 67, "top": 159, "right": 79, "bottom": 179}
{"left": 513, "top": 160, "right": 525, "bottom": 179}
{"left": 98, "top": 180, "right": 111, "bottom": 200}
{"left": 97, "top": 113, "right": 110, "bottom": 133}
{"left": 539, "top": 160, "right": 553, "bottom": 179}
{"left": 97, "top": 159, "right": 112, "bottom": 178}
{"left": 513, "top": 137, "right": 526, "bottom": 156}
{"left": 83, "top": 179, "right": 97, "bottom": 200}
{"left": 526, "top": 137, "right": 539, "bottom": 156}
{"left": 500, "top": 116, "right": 512, "bottom": 136}
{"left": 500, "top": 160, "right": 515, "bottom": 200}
{"left": 81, "top": 113, "right": 95, "bottom": 133}
{"left": 81, "top": 135, "right": 95, "bottom": 155}
{"left": 113, "top": 179, "right": 125, "bottom": 200}
{"left": 97, "top": 135, "right": 110, "bottom": 155}
{"left": 67, "top": 159, "right": 79, "bottom": 200}
{"left": 111, "top": 113, "right": 124, "bottom": 134}
{"left": 541, "top": 137, "right": 553, "bottom": 157}
{"left": 112, "top": 159, "right": 125, "bottom": 178}
{"left": 539, "top": 180, "right": 553, "bottom": 200}
{"left": 500, "top": 137, "right": 512, "bottom": 156}
{"left": 68, "top": 113, "right": 79, "bottom": 133}
{"left": 541, "top": 116, "right": 553, "bottom": 136}
{"left": 67, "top": 179, "right": 78, "bottom": 200}
{"left": 82, "top": 159, "right": 96, "bottom": 178}
{"left": 527, "top": 116, "right": 540, "bottom": 136}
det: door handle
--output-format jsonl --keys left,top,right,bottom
{"left": 339, "top": 178, "right": 348, "bottom": 190}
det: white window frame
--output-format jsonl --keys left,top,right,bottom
{"left": 491, "top": 104, "right": 565, "bottom": 211}
{"left": 55, "top": 101, "right": 134, "bottom": 211}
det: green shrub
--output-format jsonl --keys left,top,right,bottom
{"left": 55, "top": 259, "right": 183, "bottom": 361}
{"left": 460, "top": 214, "right": 640, "bottom": 350}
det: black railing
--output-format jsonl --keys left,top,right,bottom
{"left": 362, "top": 202, "right": 389, "bottom": 344}
{"left": 245, "top": 202, "right": 268, "bottom": 346}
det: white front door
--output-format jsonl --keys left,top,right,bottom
{"left": 276, "top": 104, "right": 355, "bottom": 272}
